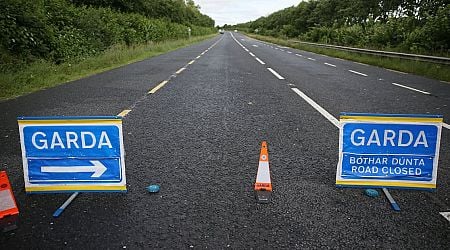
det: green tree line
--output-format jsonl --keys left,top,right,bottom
{"left": 234, "top": 0, "right": 449, "bottom": 55}
{"left": 0, "top": 0, "right": 215, "bottom": 69}
{"left": 70, "top": 0, "right": 214, "bottom": 27}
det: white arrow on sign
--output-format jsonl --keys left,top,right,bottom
{"left": 41, "top": 160, "right": 107, "bottom": 178}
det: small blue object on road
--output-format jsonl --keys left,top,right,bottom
{"left": 336, "top": 113, "right": 443, "bottom": 190}
{"left": 364, "top": 189, "right": 379, "bottom": 197}
{"left": 18, "top": 116, "right": 127, "bottom": 193}
{"left": 147, "top": 185, "right": 160, "bottom": 193}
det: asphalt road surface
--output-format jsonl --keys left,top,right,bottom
{"left": 1, "top": 32, "right": 449, "bottom": 249}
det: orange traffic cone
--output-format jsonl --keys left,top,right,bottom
{"left": 0, "top": 171, "right": 19, "bottom": 232}
{"left": 254, "top": 141, "right": 272, "bottom": 203}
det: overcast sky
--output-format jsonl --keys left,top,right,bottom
{"left": 195, "top": 0, "right": 302, "bottom": 26}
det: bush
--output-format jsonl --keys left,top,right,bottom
{"left": 0, "top": 0, "right": 216, "bottom": 67}
{"left": 0, "top": 0, "right": 53, "bottom": 61}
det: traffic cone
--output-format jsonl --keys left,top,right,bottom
{"left": 0, "top": 171, "right": 19, "bottom": 232}
{"left": 254, "top": 141, "right": 272, "bottom": 203}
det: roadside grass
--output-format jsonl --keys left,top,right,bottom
{"left": 246, "top": 34, "right": 450, "bottom": 83}
{"left": 0, "top": 34, "right": 216, "bottom": 101}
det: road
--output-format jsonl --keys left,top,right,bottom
{"left": 1, "top": 32, "right": 449, "bottom": 248}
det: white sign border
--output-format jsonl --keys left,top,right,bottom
{"left": 336, "top": 119, "right": 442, "bottom": 189}
{"left": 18, "top": 118, "right": 126, "bottom": 193}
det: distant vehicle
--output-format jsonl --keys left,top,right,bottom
{"left": 234, "top": 30, "right": 237, "bottom": 32}
{"left": 219, "top": 29, "right": 224, "bottom": 34}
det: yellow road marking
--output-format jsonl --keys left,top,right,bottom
{"left": 117, "top": 109, "right": 132, "bottom": 117}
{"left": 176, "top": 68, "right": 186, "bottom": 74}
{"left": 18, "top": 120, "right": 120, "bottom": 125}
{"left": 148, "top": 80, "right": 169, "bottom": 94}
{"left": 336, "top": 180, "right": 435, "bottom": 189}
{"left": 26, "top": 185, "right": 127, "bottom": 192}
{"left": 340, "top": 116, "right": 442, "bottom": 123}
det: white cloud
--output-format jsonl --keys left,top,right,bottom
{"left": 195, "top": 0, "right": 302, "bottom": 26}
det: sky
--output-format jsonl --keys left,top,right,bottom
{"left": 194, "top": 0, "right": 302, "bottom": 26}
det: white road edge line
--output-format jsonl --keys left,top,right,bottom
{"left": 387, "top": 69, "right": 408, "bottom": 75}
{"left": 255, "top": 57, "right": 265, "bottom": 65}
{"left": 440, "top": 212, "right": 450, "bottom": 222}
{"left": 392, "top": 83, "right": 430, "bottom": 95}
{"left": 442, "top": 123, "right": 450, "bottom": 130}
{"left": 324, "top": 63, "right": 337, "bottom": 67}
{"left": 291, "top": 88, "right": 339, "bottom": 128}
{"left": 355, "top": 62, "right": 369, "bottom": 66}
{"left": 348, "top": 70, "right": 368, "bottom": 77}
{"left": 267, "top": 68, "right": 285, "bottom": 80}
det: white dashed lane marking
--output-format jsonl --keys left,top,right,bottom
{"left": 255, "top": 57, "right": 265, "bottom": 65}
{"left": 267, "top": 68, "right": 285, "bottom": 80}
{"left": 324, "top": 63, "right": 337, "bottom": 67}
{"left": 307, "top": 57, "right": 316, "bottom": 61}
{"left": 348, "top": 70, "right": 368, "bottom": 77}
{"left": 391, "top": 83, "right": 430, "bottom": 95}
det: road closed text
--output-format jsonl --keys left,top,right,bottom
{"left": 344, "top": 155, "right": 431, "bottom": 180}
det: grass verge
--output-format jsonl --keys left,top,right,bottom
{"left": 246, "top": 34, "right": 450, "bottom": 83}
{"left": 0, "top": 34, "right": 217, "bottom": 101}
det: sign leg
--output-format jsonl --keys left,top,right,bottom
{"left": 53, "top": 192, "right": 79, "bottom": 218}
{"left": 382, "top": 188, "right": 400, "bottom": 211}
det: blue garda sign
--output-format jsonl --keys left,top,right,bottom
{"left": 18, "top": 116, "right": 127, "bottom": 193}
{"left": 336, "top": 113, "right": 443, "bottom": 190}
